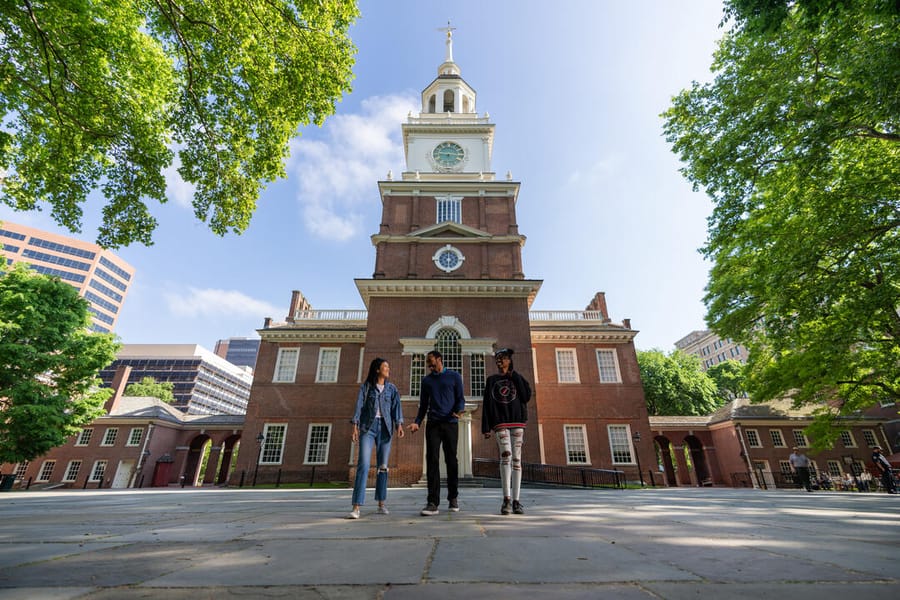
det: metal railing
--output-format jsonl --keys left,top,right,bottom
{"left": 474, "top": 458, "right": 625, "bottom": 489}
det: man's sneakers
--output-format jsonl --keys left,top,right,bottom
{"left": 449, "top": 498, "right": 460, "bottom": 512}
{"left": 420, "top": 503, "right": 439, "bottom": 516}
{"left": 347, "top": 507, "right": 360, "bottom": 519}
{"left": 501, "top": 498, "right": 512, "bottom": 515}
{"left": 513, "top": 500, "right": 524, "bottom": 514}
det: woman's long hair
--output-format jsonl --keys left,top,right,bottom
{"left": 365, "top": 357, "right": 387, "bottom": 386}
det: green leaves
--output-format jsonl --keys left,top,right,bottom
{"left": 637, "top": 350, "right": 723, "bottom": 416}
{"left": 0, "top": 264, "right": 120, "bottom": 464}
{"left": 663, "top": 1, "right": 900, "bottom": 423}
{"left": 124, "top": 376, "right": 175, "bottom": 404}
{"left": 0, "top": 1, "right": 359, "bottom": 247}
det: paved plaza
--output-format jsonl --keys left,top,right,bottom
{"left": 0, "top": 486, "right": 897, "bottom": 599}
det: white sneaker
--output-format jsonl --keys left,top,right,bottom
{"left": 376, "top": 505, "right": 389, "bottom": 515}
{"left": 347, "top": 508, "right": 360, "bottom": 519}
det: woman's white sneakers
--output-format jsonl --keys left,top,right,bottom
{"left": 347, "top": 508, "right": 360, "bottom": 519}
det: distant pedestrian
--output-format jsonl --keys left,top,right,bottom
{"left": 789, "top": 447, "right": 813, "bottom": 492}
{"left": 408, "top": 350, "right": 466, "bottom": 516}
{"left": 482, "top": 348, "right": 531, "bottom": 515}
{"left": 347, "top": 358, "right": 404, "bottom": 519}
{"left": 871, "top": 446, "right": 896, "bottom": 494}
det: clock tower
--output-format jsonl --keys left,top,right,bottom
{"left": 356, "top": 26, "right": 543, "bottom": 474}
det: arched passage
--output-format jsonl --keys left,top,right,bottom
{"left": 654, "top": 436, "right": 678, "bottom": 486}
{"left": 182, "top": 434, "right": 211, "bottom": 487}
{"left": 685, "top": 435, "right": 710, "bottom": 485}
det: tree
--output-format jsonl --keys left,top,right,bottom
{"left": 124, "top": 377, "right": 175, "bottom": 404}
{"left": 0, "top": 1, "right": 359, "bottom": 248}
{"left": 707, "top": 360, "right": 747, "bottom": 401}
{"left": 663, "top": 2, "right": 899, "bottom": 426}
{"left": 637, "top": 350, "right": 722, "bottom": 416}
{"left": 0, "top": 264, "right": 120, "bottom": 465}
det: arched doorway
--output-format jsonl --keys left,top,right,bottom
{"left": 684, "top": 435, "right": 709, "bottom": 485}
{"left": 654, "top": 436, "right": 678, "bottom": 486}
{"left": 216, "top": 434, "right": 241, "bottom": 484}
{"left": 182, "top": 434, "right": 211, "bottom": 487}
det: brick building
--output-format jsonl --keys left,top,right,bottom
{"left": 3, "top": 367, "right": 244, "bottom": 489}
{"left": 234, "top": 31, "right": 653, "bottom": 488}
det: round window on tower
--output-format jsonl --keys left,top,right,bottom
{"left": 432, "top": 244, "right": 465, "bottom": 273}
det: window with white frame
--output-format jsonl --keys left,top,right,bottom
{"left": 410, "top": 354, "right": 425, "bottom": 396}
{"left": 470, "top": 353, "right": 485, "bottom": 397}
{"left": 436, "top": 195, "right": 462, "bottom": 224}
{"left": 840, "top": 430, "right": 856, "bottom": 448}
{"left": 127, "top": 428, "right": 143, "bottom": 446}
{"left": 608, "top": 425, "right": 634, "bottom": 464}
{"left": 304, "top": 424, "right": 332, "bottom": 465}
{"left": 564, "top": 425, "right": 589, "bottom": 465}
{"left": 37, "top": 460, "right": 56, "bottom": 482}
{"left": 827, "top": 460, "right": 842, "bottom": 477}
{"left": 101, "top": 427, "right": 118, "bottom": 446}
{"left": 260, "top": 424, "right": 287, "bottom": 464}
{"left": 273, "top": 348, "right": 300, "bottom": 383}
{"left": 745, "top": 429, "right": 761, "bottom": 448}
{"left": 435, "top": 328, "right": 462, "bottom": 373}
{"left": 792, "top": 430, "right": 809, "bottom": 447}
{"left": 63, "top": 460, "right": 82, "bottom": 482}
{"left": 14, "top": 462, "right": 28, "bottom": 480}
{"left": 779, "top": 460, "right": 792, "bottom": 476}
{"left": 595, "top": 349, "right": 621, "bottom": 383}
{"left": 770, "top": 429, "right": 786, "bottom": 447}
{"left": 75, "top": 428, "right": 93, "bottom": 446}
{"left": 315, "top": 348, "right": 341, "bottom": 383}
{"left": 862, "top": 430, "right": 878, "bottom": 448}
{"left": 851, "top": 461, "right": 865, "bottom": 476}
{"left": 555, "top": 348, "right": 579, "bottom": 383}
{"left": 89, "top": 460, "right": 107, "bottom": 482}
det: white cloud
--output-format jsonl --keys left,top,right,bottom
{"left": 165, "top": 287, "right": 282, "bottom": 319}
{"left": 163, "top": 151, "right": 196, "bottom": 208}
{"left": 565, "top": 155, "right": 622, "bottom": 188}
{"left": 289, "top": 94, "right": 416, "bottom": 241}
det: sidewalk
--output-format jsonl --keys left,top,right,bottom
{"left": 0, "top": 486, "right": 897, "bottom": 599}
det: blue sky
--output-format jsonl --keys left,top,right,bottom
{"left": 1, "top": 0, "right": 726, "bottom": 352}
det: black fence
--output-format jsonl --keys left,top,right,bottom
{"left": 474, "top": 458, "right": 625, "bottom": 489}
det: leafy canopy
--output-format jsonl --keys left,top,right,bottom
{"left": 663, "top": 1, "right": 900, "bottom": 426}
{"left": 0, "top": 1, "right": 359, "bottom": 248}
{"left": 124, "top": 377, "right": 175, "bottom": 404}
{"left": 0, "top": 264, "right": 120, "bottom": 465}
{"left": 637, "top": 350, "right": 723, "bottom": 416}
{"left": 707, "top": 360, "right": 747, "bottom": 401}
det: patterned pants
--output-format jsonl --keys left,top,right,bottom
{"left": 495, "top": 428, "right": 524, "bottom": 500}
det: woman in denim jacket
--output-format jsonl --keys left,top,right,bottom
{"left": 348, "top": 357, "right": 404, "bottom": 519}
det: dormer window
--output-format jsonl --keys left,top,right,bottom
{"left": 443, "top": 90, "right": 455, "bottom": 112}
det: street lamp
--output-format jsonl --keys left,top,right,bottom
{"left": 632, "top": 431, "right": 645, "bottom": 487}
{"left": 253, "top": 433, "right": 265, "bottom": 487}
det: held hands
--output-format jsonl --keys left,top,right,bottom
{"left": 397, "top": 425, "right": 405, "bottom": 439}
{"left": 407, "top": 423, "right": 420, "bottom": 434}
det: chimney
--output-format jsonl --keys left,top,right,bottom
{"left": 104, "top": 365, "right": 132, "bottom": 414}
{"left": 585, "top": 292, "right": 609, "bottom": 319}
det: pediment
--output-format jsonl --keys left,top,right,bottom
{"left": 409, "top": 221, "right": 490, "bottom": 239}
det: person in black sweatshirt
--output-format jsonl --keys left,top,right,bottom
{"left": 482, "top": 348, "right": 532, "bottom": 515}
{"left": 408, "top": 350, "right": 466, "bottom": 515}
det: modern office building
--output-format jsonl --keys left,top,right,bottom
{"left": 214, "top": 337, "right": 262, "bottom": 372}
{"left": 0, "top": 221, "right": 135, "bottom": 333}
{"left": 98, "top": 344, "right": 253, "bottom": 416}
{"left": 675, "top": 329, "right": 749, "bottom": 371}
{"left": 235, "top": 31, "right": 654, "bottom": 488}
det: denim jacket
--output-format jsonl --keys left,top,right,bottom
{"left": 351, "top": 381, "right": 403, "bottom": 435}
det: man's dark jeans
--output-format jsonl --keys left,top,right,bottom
{"left": 425, "top": 420, "right": 459, "bottom": 506}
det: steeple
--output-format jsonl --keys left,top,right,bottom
{"left": 421, "top": 22, "right": 474, "bottom": 114}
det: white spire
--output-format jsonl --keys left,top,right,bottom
{"left": 439, "top": 21, "right": 456, "bottom": 63}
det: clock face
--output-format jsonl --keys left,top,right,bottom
{"left": 432, "top": 244, "right": 465, "bottom": 273}
{"left": 432, "top": 141, "right": 465, "bottom": 168}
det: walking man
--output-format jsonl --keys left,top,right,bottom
{"left": 789, "top": 447, "right": 813, "bottom": 492}
{"left": 872, "top": 446, "right": 896, "bottom": 494}
{"left": 408, "top": 350, "right": 466, "bottom": 516}
{"left": 482, "top": 348, "right": 532, "bottom": 515}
